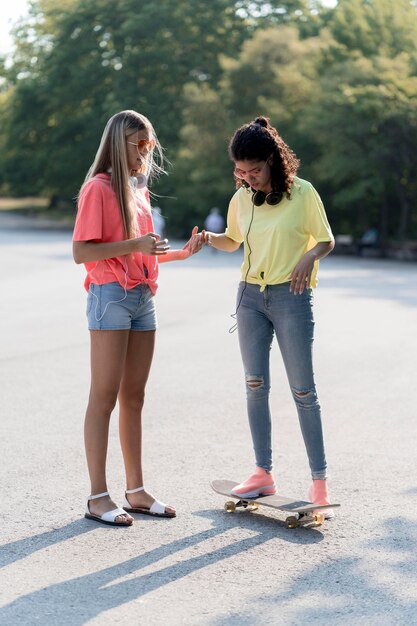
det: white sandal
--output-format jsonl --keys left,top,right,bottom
{"left": 85, "top": 491, "right": 133, "bottom": 526}
{"left": 123, "top": 486, "right": 176, "bottom": 518}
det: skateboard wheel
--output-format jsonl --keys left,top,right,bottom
{"left": 247, "top": 502, "right": 259, "bottom": 512}
{"left": 225, "top": 500, "right": 236, "bottom": 513}
{"left": 286, "top": 516, "right": 299, "bottom": 529}
{"left": 313, "top": 513, "right": 325, "bottom": 525}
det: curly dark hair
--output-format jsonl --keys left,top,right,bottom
{"left": 228, "top": 116, "right": 300, "bottom": 199}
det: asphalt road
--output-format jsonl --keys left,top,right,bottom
{"left": 1, "top": 213, "right": 416, "bottom": 625}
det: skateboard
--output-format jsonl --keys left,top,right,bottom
{"left": 211, "top": 479, "right": 340, "bottom": 529}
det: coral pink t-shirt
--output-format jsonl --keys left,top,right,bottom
{"left": 73, "top": 173, "right": 158, "bottom": 293}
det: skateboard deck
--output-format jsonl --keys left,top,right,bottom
{"left": 211, "top": 479, "right": 340, "bottom": 528}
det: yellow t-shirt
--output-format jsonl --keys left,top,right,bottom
{"left": 225, "top": 177, "right": 333, "bottom": 290}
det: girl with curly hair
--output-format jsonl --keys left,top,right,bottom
{"left": 205, "top": 116, "right": 335, "bottom": 514}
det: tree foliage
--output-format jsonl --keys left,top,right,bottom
{"left": 307, "top": 0, "right": 417, "bottom": 244}
{"left": 0, "top": 0, "right": 251, "bottom": 197}
{"left": 1, "top": 0, "right": 417, "bottom": 242}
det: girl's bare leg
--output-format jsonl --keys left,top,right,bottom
{"left": 84, "top": 329, "right": 133, "bottom": 522}
{"left": 118, "top": 330, "right": 175, "bottom": 515}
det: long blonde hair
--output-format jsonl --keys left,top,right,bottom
{"left": 80, "top": 110, "right": 165, "bottom": 239}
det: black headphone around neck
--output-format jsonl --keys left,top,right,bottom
{"left": 251, "top": 189, "right": 283, "bottom": 206}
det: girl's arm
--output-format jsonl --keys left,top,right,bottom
{"left": 72, "top": 233, "right": 169, "bottom": 264}
{"left": 290, "top": 240, "right": 335, "bottom": 294}
{"left": 158, "top": 226, "right": 205, "bottom": 263}
{"left": 206, "top": 232, "right": 241, "bottom": 253}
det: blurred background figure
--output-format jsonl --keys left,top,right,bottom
{"left": 152, "top": 206, "right": 166, "bottom": 239}
{"left": 357, "top": 225, "right": 379, "bottom": 256}
{"left": 204, "top": 208, "right": 224, "bottom": 252}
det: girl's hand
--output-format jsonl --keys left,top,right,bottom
{"left": 135, "top": 233, "right": 170, "bottom": 256}
{"left": 290, "top": 251, "right": 315, "bottom": 294}
{"left": 182, "top": 226, "right": 206, "bottom": 257}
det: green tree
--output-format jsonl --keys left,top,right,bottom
{"left": 0, "top": 0, "right": 250, "bottom": 200}
{"left": 329, "top": 0, "right": 417, "bottom": 59}
{"left": 2, "top": 0, "right": 416, "bottom": 245}
{"left": 302, "top": 0, "right": 417, "bottom": 246}
{"left": 172, "top": 25, "right": 324, "bottom": 231}
{"left": 0, "top": 0, "right": 329, "bottom": 232}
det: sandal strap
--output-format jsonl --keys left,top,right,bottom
{"left": 101, "top": 507, "right": 128, "bottom": 523}
{"left": 126, "top": 486, "right": 145, "bottom": 494}
{"left": 88, "top": 491, "right": 109, "bottom": 500}
{"left": 150, "top": 500, "right": 166, "bottom": 515}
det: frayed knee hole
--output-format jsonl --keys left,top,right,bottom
{"left": 246, "top": 376, "right": 263, "bottom": 390}
{"left": 292, "top": 387, "right": 315, "bottom": 399}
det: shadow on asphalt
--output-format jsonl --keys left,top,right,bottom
{"left": 0, "top": 520, "right": 96, "bottom": 569}
{"left": 2, "top": 509, "right": 416, "bottom": 624}
{"left": 0, "top": 508, "right": 323, "bottom": 624}
{"left": 209, "top": 514, "right": 417, "bottom": 625}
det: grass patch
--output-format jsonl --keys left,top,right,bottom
{"left": 0, "top": 196, "right": 76, "bottom": 224}
{"left": 0, "top": 197, "right": 49, "bottom": 210}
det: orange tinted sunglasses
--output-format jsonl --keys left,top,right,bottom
{"left": 127, "top": 138, "right": 154, "bottom": 149}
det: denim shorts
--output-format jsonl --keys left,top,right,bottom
{"left": 87, "top": 282, "right": 158, "bottom": 331}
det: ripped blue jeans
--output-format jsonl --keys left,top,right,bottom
{"left": 236, "top": 282, "right": 327, "bottom": 479}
